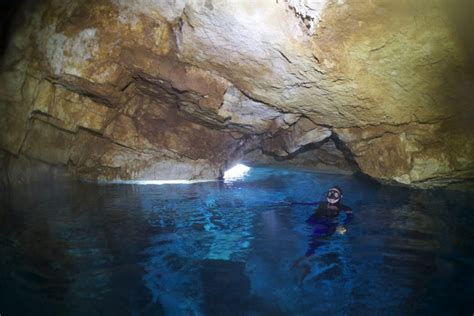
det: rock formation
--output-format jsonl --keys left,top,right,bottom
{"left": 0, "top": 0, "right": 473, "bottom": 189}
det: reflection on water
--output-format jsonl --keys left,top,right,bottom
{"left": 0, "top": 167, "right": 473, "bottom": 315}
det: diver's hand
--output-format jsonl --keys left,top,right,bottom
{"left": 336, "top": 225, "right": 347, "bottom": 234}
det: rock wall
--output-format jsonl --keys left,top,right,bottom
{"left": 0, "top": 0, "right": 473, "bottom": 189}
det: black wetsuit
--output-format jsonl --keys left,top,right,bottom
{"left": 295, "top": 201, "right": 353, "bottom": 256}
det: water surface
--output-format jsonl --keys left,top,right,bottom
{"left": 1, "top": 167, "right": 473, "bottom": 315}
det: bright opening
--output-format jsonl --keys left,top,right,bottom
{"left": 223, "top": 164, "right": 250, "bottom": 181}
{"left": 107, "top": 179, "right": 214, "bottom": 185}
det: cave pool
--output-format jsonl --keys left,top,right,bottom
{"left": 1, "top": 166, "right": 473, "bottom": 315}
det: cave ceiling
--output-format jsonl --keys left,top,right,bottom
{"left": 0, "top": 0, "right": 473, "bottom": 189}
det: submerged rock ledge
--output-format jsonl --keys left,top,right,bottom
{"left": 1, "top": 0, "right": 473, "bottom": 190}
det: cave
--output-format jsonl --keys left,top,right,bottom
{"left": 0, "top": 0, "right": 473, "bottom": 315}
{"left": 1, "top": 0, "right": 473, "bottom": 189}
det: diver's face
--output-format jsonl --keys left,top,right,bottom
{"left": 326, "top": 189, "right": 341, "bottom": 204}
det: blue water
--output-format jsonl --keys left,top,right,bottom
{"left": 1, "top": 167, "right": 473, "bottom": 315}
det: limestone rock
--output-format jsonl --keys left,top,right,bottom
{"left": 69, "top": 129, "right": 220, "bottom": 181}
{"left": 218, "top": 86, "right": 281, "bottom": 134}
{"left": 22, "top": 119, "right": 75, "bottom": 165}
{"left": 0, "top": 0, "right": 472, "bottom": 189}
{"left": 263, "top": 118, "right": 332, "bottom": 156}
{"left": 0, "top": 150, "right": 9, "bottom": 190}
{"left": 1, "top": 150, "right": 69, "bottom": 187}
{"left": 334, "top": 122, "right": 474, "bottom": 188}
{"left": 244, "top": 139, "right": 355, "bottom": 174}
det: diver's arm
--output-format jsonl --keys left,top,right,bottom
{"left": 341, "top": 204, "right": 353, "bottom": 225}
{"left": 291, "top": 201, "right": 319, "bottom": 206}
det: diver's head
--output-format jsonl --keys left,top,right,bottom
{"left": 326, "top": 186, "right": 342, "bottom": 205}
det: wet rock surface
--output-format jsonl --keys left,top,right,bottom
{"left": 0, "top": 0, "right": 473, "bottom": 189}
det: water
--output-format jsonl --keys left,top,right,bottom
{"left": 0, "top": 167, "right": 473, "bottom": 315}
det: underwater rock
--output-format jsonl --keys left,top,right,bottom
{"left": 0, "top": 0, "right": 472, "bottom": 189}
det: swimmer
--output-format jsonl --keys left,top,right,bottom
{"left": 304, "top": 186, "right": 352, "bottom": 240}
{"left": 292, "top": 186, "right": 353, "bottom": 283}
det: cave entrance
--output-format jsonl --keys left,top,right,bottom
{"left": 223, "top": 164, "right": 251, "bottom": 181}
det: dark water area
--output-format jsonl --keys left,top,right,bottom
{"left": 0, "top": 167, "right": 473, "bottom": 315}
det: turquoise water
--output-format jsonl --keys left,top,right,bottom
{"left": 0, "top": 167, "right": 473, "bottom": 315}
